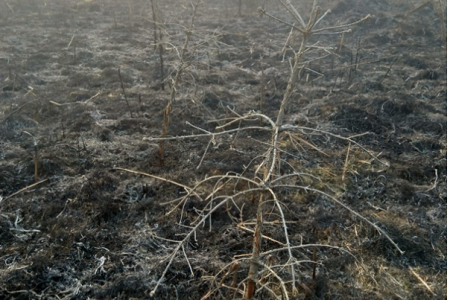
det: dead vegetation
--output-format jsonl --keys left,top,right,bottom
{"left": 0, "top": 0, "right": 446, "bottom": 299}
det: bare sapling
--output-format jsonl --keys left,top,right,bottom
{"left": 259, "top": 55, "right": 265, "bottom": 124}
{"left": 150, "top": 0, "right": 165, "bottom": 90}
{"left": 150, "top": 0, "right": 158, "bottom": 50}
{"left": 244, "top": 1, "right": 371, "bottom": 297}
{"left": 118, "top": 68, "right": 133, "bottom": 117}
{"left": 122, "top": 1, "right": 405, "bottom": 299}
{"left": 158, "top": 0, "right": 201, "bottom": 167}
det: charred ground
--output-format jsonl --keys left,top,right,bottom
{"left": 0, "top": 0, "right": 446, "bottom": 299}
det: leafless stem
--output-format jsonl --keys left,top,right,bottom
{"left": 277, "top": 0, "right": 306, "bottom": 29}
{"left": 149, "top": 198, "right": 229, "bottom": 297}
{"left": 409, "top": 266, "right": 436, "bottom": 296}
{"left": 2, "top": 179, "right": 49, "bottom": 205}
{"left": 258, "top": 7, "right": 304, "bottom": 33}
{"left": 118, "top": 68, "right": 133, "bottom": 117}
{"left": 312, "top": 14, "right": 371, "bottom": 34}
{"left": 380, "top": 55, "right": 399, "bottom": 84}
{"left": 158, "top": 0, "right": 201, "bottom": 166}
{"left": 342, "top": 142, "right": 351, "bottom": 182}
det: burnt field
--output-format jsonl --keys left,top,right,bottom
{"left": 0, "top": 0, "right": 447, "bottom": 299}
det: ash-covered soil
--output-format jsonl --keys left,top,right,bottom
{"left": 0, "top": 0, "right": 446, "bottom": 299}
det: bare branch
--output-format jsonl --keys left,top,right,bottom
{"left": 312, "top": 14, "right": 371, "bottom": 33}
{"left": 278, "top": 0, "right": 307, "bottom": 29}
{"left": 272, "top": 184, "right": 405, "bottom": 254}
